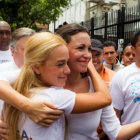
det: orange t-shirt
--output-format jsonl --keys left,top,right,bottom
{"left": 99, "top": 66, "right": 115, "bottom": 89}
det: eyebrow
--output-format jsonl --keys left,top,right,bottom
{"left": 104, "top": 51, "right": 115, "bottom": 53}
{"left": 76, "top": 44, "right": 91, "bottom": 47}
{"left": 56, "top": 60, "right": 67, "bottom": 63}
{"left": 76, "top": 44, "right": 85, "bottom": 47}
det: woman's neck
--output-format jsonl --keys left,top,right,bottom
{"left": 66, "top": 71, "right": 81, "bottom": 86}
{"left": 65, "top": 71, "right": 89, "bottom": 93}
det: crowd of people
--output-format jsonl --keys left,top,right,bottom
{"left": 0, "top": 20, "right": 139, "bottom": 140}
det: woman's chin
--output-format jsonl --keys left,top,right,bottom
{"left": 79, "top": 68, "right": 88, "bottom": 73}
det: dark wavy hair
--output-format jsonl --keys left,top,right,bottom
{"left": 56, "top": 23, "right": 89, "bottom": 43}
{"left": 131, "top": 30, "right": 140, "bottom": 48}
{"left": 56, "top": 23, "right": 90, "bottom": 78}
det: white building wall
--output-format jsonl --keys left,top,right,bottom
{"left": 49, "top": 0, "right": 86, "bottom": 32}
{"left": 49, "top": 0, "right": 139, "bottom": 32}
{"left": 126, "top": 0, "right": 138, "bottom": 8}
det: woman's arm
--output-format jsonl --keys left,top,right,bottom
{"left": 88, "top": 60, "right": 112, "bottom": 105}
{"left": 0, "top": 81, "right": 63, "bottom": 126}
{"left": 117, "top": 121, "right": 140, "bottom": 140}
{"left": 72, "top": 61, "right": 112, "bottom": 113}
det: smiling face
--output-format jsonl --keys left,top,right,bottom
{"left": 35, "top": 45, "right": 70, "bottom": 87}
{"left": 67, "top": 32, "right": 91, "bottom": 73}
{"left": 91, "top": 50, "right": 103, "bottom": 73}
{"left": 122, "top": 46, "right": 136, "bottom": 66}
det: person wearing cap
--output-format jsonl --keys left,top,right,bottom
{"left": 91, "top": 39, "right": 115, "bottom": 140}
{"left": 103, "top": 40, "right": 124, "bottom": 72}
{"left": 91, "top": 39, "right": 115, "bottom": 88}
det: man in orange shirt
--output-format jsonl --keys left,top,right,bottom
{"left": 91, "top": 39, "right": 115, "bottom": 140}
{"left": 91, "top": 39, "right": 115, "bottom": 88}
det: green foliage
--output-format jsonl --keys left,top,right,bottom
{"left": 0, "top": 0, "right": 71, "bottom": 30}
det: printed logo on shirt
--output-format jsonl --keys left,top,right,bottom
{"left": 21, "top": 130, "right": 32, "bottom": 140}
{"left": 0, "top": 60, "right": 10, "bottom": 63}
{"left": 130, "top": 79, "right": 140, "bottom": 103}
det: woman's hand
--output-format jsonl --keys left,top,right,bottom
{"left": 87, "top": 59, "right": 96, "bottom": 74}
{"left": 0, "top": 81, "right": 64, "bottom": 127}
{"left": 23, "top": 99, "right": 64, "bottom": 127}
{"left": 0, "top": 119, "right": 9, "bottom": 140}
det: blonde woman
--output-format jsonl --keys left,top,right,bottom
{"left": 3, "top": 32, "right": 111, "bottom": 140}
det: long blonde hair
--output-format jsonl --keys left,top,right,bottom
{"left": 3, "top": 32, "right": 67, "bottom": 140}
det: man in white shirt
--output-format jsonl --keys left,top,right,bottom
{"left": 0, "top": 27, "right": 35, "bottom": 139}
{"left": 110, "top": 30, "right": 140, "bottom": 140}
{"left": 0, "top": 27, "right": 35, "bottom": 72}
{"left": 0, "top": 21, "right": 12, "bottom": 63}
{"left": 0, "top": 27, "right": 35, "bottom": 113}
{"left": 103, "top": 40, "right": 124, "bottom": 71}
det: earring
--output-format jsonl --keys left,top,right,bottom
{"left": 36, "top": 72, "right": 40, "bottom": 75}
